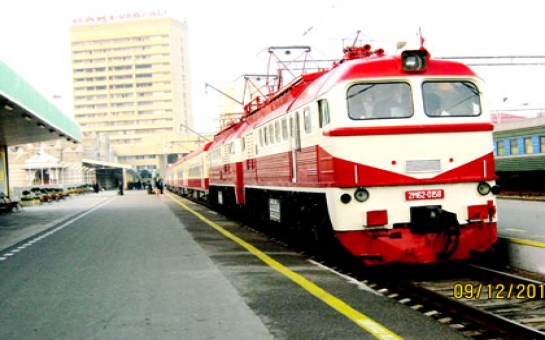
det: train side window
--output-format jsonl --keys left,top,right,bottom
{"left": 241, "top": 136, "right": 246, "bottom": 152}
{"left": 540, "top": 137, "right": 545, "bottom": 153}
{"left": 524, "top": 137, "right": 533, "bottom": 154}
{"left": 295, "top": 112, "right": 302, "bottom": 151}
{"left": 290, "top": 113, "right": 296, "bottom": 137}
{"left": 259, "top": 129, "right": 263, "bottom": 146}
{"left": 264, "top": 127, "right": 269, "bottom": 145}
{"left": 281, "top": 118, "right": 288, "bottom": 140}
{"left": 510, "top": 138, "right": 519, "bottom": 155}
{"left": 318, "top": 99, "right": 330, "bottom": 126}
{"left": 497, "top": 140, "right": 505, "bottom": 156}
{"left": 269, "top": 124, "right": 275, "bottom": 144}
{"left": 303, "top": 107, "right": 312, "bottom": 133}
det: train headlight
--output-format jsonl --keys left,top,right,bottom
{"left": 401, "top": 50, "right": 428, "bottom": 72}
{"left": 477, "top": 182, "right": 491, "bottom": 195}
{"left": 354, "top": 187, "right": 370, "bottom": 202}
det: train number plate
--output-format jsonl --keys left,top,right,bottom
{"left": 405, "top": 189, "right": 444, "bottom": 201}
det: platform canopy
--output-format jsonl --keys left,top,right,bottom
{"left": 0, "top": 60, "right": 81, "bottom": 146}
{"left": 82, "top": 158, "right": 134, "bottom": 170}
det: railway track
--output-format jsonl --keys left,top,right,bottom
{"left": 257, "top": 223, "right": 545, "bottom": 339}
{"left": 171, "top": 191, "right": 545, "bottom": 339}
{"left": 356, "top": 263, "right": 545, "bottom": 340}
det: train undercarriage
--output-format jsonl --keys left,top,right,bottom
{"left": 177, "top": 185, "right": 497, "bottom": 266}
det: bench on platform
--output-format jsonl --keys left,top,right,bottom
{"left": 0, "top": 192, "right": 22, "bottom": 213}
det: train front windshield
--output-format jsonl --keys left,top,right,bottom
{"left": 347, "top": 81, "right": 481, "bottom": 120}
{"left": 422, "top": 81, "right": 481, "bottom": 117}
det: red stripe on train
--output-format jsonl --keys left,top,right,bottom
{"left": 239, "top": 148, "right": 495, "bottom": 188}
{"left": 186, "top": 178, "right": 209, "bottom": 190}
{"left": 331, "top": 152, "right": 496, "bottom": 187}
{"left": 324, "top": 123, "right": 493, "bottom": 136}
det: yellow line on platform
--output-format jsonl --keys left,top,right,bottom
{"left": 504, "top": 237, "right": 545, "bottom": 248}
{"left": 168, "top": 193, "right": 402, "bottom": 340}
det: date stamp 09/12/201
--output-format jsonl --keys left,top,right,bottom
{"left": 453, "top": 283, "right": 545, "bottom": 299}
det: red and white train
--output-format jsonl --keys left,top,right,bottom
{"left": 165, "top": 43, "right": 499, "bottom": 265}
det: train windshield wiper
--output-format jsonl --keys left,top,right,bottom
{"left": 347, "top": 84, "right": 375, "bottom": 99}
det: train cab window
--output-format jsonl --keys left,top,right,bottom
{"left": 347, "top": 83, "right": 412, "bottom": 119}
{"left": 303, "top": 108, "right": 312, "bottom": 133}
{"left": 423, "top": 81, "right": 481, "bottom": 117}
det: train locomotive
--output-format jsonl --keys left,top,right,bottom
{"left": 166, "top": 42, "right": 499, "bottom": 266}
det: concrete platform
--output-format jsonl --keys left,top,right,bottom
{"left": 497, "top": 198, "right": 545, "bottom": 275}
{"left": 0, "top": 190, "right": 472, "bottom": 339}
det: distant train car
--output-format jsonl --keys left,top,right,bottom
{"left": 208, "top": 122, "right": 247, "bottom": 208}
{"left": 166, "top": 141, "right": 212, "bottom": 199}
{"left": 164, "top": 157, "right": 183, "bottom": 193}
{"left": 168, "top": 44, "right": 499, "bottom": 265}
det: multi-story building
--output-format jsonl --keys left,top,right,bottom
{"left": 70, "top": 15, "right": 201, "bottom": 178}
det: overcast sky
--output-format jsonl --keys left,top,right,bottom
{"left": 1, "top": 0, "right": 545, "bottom": 131}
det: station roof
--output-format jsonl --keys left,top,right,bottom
{"left": 0, "top": 60, "right": 81, "bottom": 146}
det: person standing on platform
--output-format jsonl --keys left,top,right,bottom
{"left": 157, "top": 178, "right": 164, "bottom": 195}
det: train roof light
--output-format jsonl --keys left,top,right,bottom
{"left": 401, "top": 50, "right": 428, "bottom": 72}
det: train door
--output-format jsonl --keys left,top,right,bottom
{"left": 200, "top": 153, "right": 205, "bottom": 189}
{"left": 289, "top": 111, "right": 302, "bottom": 182}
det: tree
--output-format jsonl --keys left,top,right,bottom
{"left": 140, "top": 169, "right": 152, "bottom": 179}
